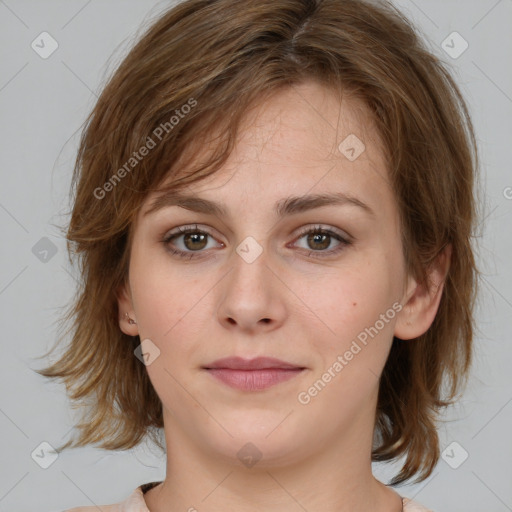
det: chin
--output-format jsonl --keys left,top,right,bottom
{"left": 196, "top": 413, "right": 312, "bottom": 468}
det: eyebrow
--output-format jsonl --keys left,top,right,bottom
{"left": 143, "top": 190, "right": 375, "bottom": 218}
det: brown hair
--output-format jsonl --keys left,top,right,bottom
{"left": 35, "top": 0, "right": 481, "bottom": 485}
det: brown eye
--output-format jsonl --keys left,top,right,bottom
{"left": 162, "top": 225, "right": 223, "bottom": 260}
{"left": 306, "top": 231, "right": 331, "bottom": 251}
{"left": 182, "top": 232, "right": 208, "bottom": 251}
{"left": 292, "top": 225, "right": 351, "bottom": 258}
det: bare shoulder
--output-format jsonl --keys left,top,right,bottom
{"left": 403, "top": 497, "right": 434, "bottom": 511}
{"left": 64, "top": 505, "right": 118, "bottom": 512}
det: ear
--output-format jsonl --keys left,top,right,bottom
{"left": 116, "top": 279, "right": 139, "bottom": 336}
{"left": 394, "top": 244, "right": 452, "bottom": 340}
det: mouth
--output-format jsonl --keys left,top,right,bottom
{"left": 202, "top": 356, "right": 306, "bottom": 391}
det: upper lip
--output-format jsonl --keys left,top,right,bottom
{"left": 203, "top": 356, "right": 304, "bottom": 370}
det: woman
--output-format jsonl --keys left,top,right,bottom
{"left": 37, "top": 0, "right": 480, "bottom": 510}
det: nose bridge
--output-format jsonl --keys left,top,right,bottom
{"left": 228, "top": 235, "right": 271, "bottom": 295}
{"left": 216, "top": 235, "right": 286, "bottom": 330}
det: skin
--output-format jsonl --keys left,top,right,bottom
{"left": 117, "top": 80, "right": 450, "bottom": 512}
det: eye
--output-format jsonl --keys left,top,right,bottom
{"left": 162, "top": 224, "right": 351, "bottom": 260}
{"left": 162, "top": 224, "right": 223, "bottom": 260}
{"left": 291, "top": 225, "right": 351, "bottom": 258}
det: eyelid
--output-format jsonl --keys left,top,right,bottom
{"left": 162, "top": 224, "right": 225, "bottom": 247}
{"left": 161, "top": 222, "right": 352, "bottom": 261}
{"left": 162, "top": 222, "right": 352, "bottom": 240}
{"left": 292, "top": 223, "right": 352, "bottom": 242}
{"left": 288, "top": 224, "right": 352, "bottom": 257}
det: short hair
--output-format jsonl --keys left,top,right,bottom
{"left": 36, "top": 0, "right": 481, "bottom": 486}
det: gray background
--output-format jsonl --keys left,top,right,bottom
{"left": 0, "top": 1, "right": 511, "bottom": 511}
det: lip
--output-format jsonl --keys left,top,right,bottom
{"left": 202, "top": 357, "right": 306, "bottom": 391}
{"left": 203, "top": 356, "right": 304, "bottom": 370}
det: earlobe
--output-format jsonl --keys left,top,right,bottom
{"left": 116, "top": 281, "right": 139, "bottom": 336}
{"left": 394, "top": 244, "right": 452, "bottom": 340}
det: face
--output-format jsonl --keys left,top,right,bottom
{"left": 118, "top": 81, "right": 432, "bottom": 468}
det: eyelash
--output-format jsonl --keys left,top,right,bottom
{"left": 161, "top": 224, "right": 351, "bottom": 260}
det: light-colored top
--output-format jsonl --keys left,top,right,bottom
{"left": 64, "top": 481, "right": 434, "bottom": 511}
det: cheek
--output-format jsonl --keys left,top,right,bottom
{"left": 130, "top": 265, "right": 206, "bottom": 406}
{"left": 129, "top": 260, "right": 214, "bottom": 396}
{"left": 299, "top": 258, "right": 398, "bottom": 350}
{"left": 129, "top": 245, "right": 208, "bottom": 336}
{"left": 300, "top": 273, "right": 399, "bottom": 414}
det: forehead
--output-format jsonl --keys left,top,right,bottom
{"left": 140, "top": 81, "right": 393, "bottom": 219}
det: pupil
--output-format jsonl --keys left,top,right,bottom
{"left": 185, "top": 233, "right": 207, "bottom": 250}
{"left": 309, "top": 232, "right": 329, "bottom": 250}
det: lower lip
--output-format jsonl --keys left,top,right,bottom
{"left": 205, "top": 368, "right": 304, "bottom": 391}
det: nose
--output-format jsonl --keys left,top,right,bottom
{"left": 216, "top": 243, "right": 287, "bottom": 334}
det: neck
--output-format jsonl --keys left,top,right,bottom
{"left": 144, "top": 408, "right": 403, "bottom": 512}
